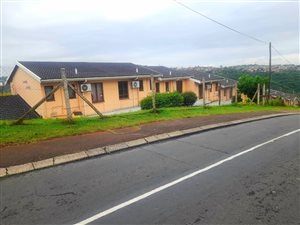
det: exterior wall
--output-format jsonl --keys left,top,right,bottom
{"left": 10, "top": 68, "right": 239, "bottom": 118}
{"left": 10, "top": 68, "right": 44, "bottom": 116}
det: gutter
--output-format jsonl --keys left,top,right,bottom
{"left": 41, "top": 74, "right": 163, "bottom": 83}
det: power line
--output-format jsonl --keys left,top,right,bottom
{"left": 173, "top": 0, "right": 294, "bottom": 65}
{"left": 173, "top": 0, "right": 268, "bottom": 45}
{"left": 271, "top": 45, "right": 293, "bottom": 64}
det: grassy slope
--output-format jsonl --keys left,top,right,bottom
{"left": 0, "top": 105, "right": 299, "bottom": 146}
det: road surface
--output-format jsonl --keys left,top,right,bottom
{"left": 0, "top": 115, "right": 299, "bottom": 224}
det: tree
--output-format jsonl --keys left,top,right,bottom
{"left": 238, "top": 74, "right": 268, "bottom": 99}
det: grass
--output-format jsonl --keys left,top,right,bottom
{"left": 0, "top": 104, "right": 299, "bottom": 146}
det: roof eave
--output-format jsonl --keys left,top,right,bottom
{"left": 17, "top": 61, "right": 42, "bottom": 83}
{"left": 40, "top": 74, "right": 162, "bottom": 83}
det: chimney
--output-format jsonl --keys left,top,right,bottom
{"left": 208, "top": 74, "right": 211, "bottom": 78}
{"left": 136, "top": 67, "right": 139, "bottom": 73}
{"left": 169, "top": 71, "right": 172, "bottom": 76}
{"left": 74, "top": 68, "right": 78, "bottom": 75}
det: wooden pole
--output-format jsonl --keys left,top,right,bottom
{"left": 257, "top": 83, "right": 260, "bottom": 105}
{"left": 262, "top": 83, "right": 266, "bottom": 105}
{"left": 151, "top": 75, "right": 156, "bottom": 113}
{"left": 14, "top": 83, "right": 62, "bottom": 125}
{"left": 250, "top": 89, "right": 258, "bottom": 103}
{"left": 268, "top": 42, "right": 272, "bottom": 102}
{"left": 68, "top": 84, "right": 103, "bottom": 118}
{"left": 202, "top": 77, "right": 206, "bottom": 107}
{"left": 218, "top": 85, "right": 221, "bottom": 106}
{"left": 235, "top": 82, "right": 238, "bottom": 103}
{"left": 61, "top": 68, "right": 73, "bottom": 123}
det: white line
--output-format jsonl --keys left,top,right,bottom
{"left": 74, "top": 128, "right": 300, "bottom": 225}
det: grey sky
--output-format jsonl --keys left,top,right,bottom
{"left": 1, "top": 0, "right": 299, "bottom": 74}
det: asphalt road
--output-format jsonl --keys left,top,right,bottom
{"left": 0, "top": 115, "right": 299, "bottom": 225}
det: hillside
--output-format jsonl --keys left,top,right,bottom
{"left": 213, "top": 68, "right": 300, "bottom": 95}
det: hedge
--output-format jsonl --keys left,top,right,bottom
{"left": 140, "top": 92, "right": 184, "bottom": 110}
{"left": 182, "top": 91, "right": 197, "bottom": 106}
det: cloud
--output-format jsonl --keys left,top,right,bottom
{"left": 1, "top": 0, "right": 299, "bottom": 68}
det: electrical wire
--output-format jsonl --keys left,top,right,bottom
{"left": 271, "top": 45, "right": 293, "bottom": 64}
{"left": 173, "top": 0, "right": 268, "bottom": 45}
{"left": 173, "top": 0, "right": 294, "bottom": 65}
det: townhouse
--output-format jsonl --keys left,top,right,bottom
{"left": 8, "top": 61, "right": 237, "bottom": 118}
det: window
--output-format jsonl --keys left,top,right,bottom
{"left": 229, "top": 88, "right": 233, "bottom": 98}
{"left": 44, "top": 86, "right": 55, "bottom": 101}
{"left": 198, "top": 85, "right": 203, "bottom": 99}
{"left": 149, "top": 80, "right": 152, "bottom": 90}
{"left": 68, "top": 84, "right": 76, "bottom": 99}
{"left": 91, "top": 83, "right": 104, "bottom": 103}
{"left": 216, "top": 83, "right": 219, "bottom": 92}
{"left": 139, "top": 80, "right": 144, "bottom": 91}
{"left": 155, "top": 83, "right": 160, "bottom": 93}
{"left": 118, "top": 81, "right": 129, "bottom": 99}
{"left": 165, "top": 82, "right": 169, "bottom": 92}
{"left": 176, "top": 80, "right": 183, "bottom": 93}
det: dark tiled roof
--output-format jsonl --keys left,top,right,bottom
{"left": 270, "top": 89, "right": 299, "bottom": 100}
{"left": 177, "top": 69, "right": 224, "bottom": 82}
{"left": 218, "top": 78, "right": 237, "bottom": 87}
{"left": 0, "top": 95, "right": 40, "bottom": 120}
{"left": 16, "top": 61, "right": 160, "bottom": 81}
{"left": 146, "top": 66, "right": 192, "bottom": 79}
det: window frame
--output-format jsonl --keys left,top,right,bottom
{"left": 91, "top": 83, "right": 104, "bottom": 103}
{"left": 118, "top": 81, "right": 129, "bottom": 100}
{"left": 68, "top": 84, "right": 76, "bottom": 99}
{"left": 139, "top": 80, "right": 144, "bottom": 91}
{"left": 176, "top": 80, "right": 183, "bottom": 93}
{"left": 155, "top": 82, "right": 160, "bottom": 93}
{"left": 165, "top": 82, "right": 170, "bottom": 92}
{"left": 44, "top": 85, "right": 55, "bottom": 102}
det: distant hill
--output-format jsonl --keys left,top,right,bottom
{"left": 181, "top": 65, "right": 300, "bottom": 95}
{"left": 214, "top": 68, "right": 300, "bottom": 95}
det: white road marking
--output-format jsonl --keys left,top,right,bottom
{"left": 74, "top": 129, "right": 300, "bottom": 225}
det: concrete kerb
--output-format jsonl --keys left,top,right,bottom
{"left": 0, "top": 112, "right": 298, "bottom": 178}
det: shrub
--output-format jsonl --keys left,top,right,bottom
{"left": 182, "top": 92, "right": 197, "bottom": 106}
{"left": 268, "top": 98, "right": 285, "bottom": 106}
{"left": 140, "top": 92, "right": 184, "bottom": 110}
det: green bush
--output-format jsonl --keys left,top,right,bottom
{"left": 140, "top": 92, "right": 184, "bottom": 109}
{"left": 268, "top": 98, "right": 285, "bottom": 106}
{"left": 182, "top": 92, "right": 197, "bottom": 106}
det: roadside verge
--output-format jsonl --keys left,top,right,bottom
{"left": 0, "top": 112, "right": 298, "bottom": 178}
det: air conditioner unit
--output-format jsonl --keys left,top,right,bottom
{"left": 80, "top": 83, "right": 92, "bottom": 92}
{"left": 131, "top": 81, "right": 140, "bottom": 89}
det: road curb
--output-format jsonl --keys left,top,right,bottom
{"left": 0, "top": 112, "right": 298, "bottom": 178}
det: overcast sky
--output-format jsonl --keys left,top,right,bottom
{"left": 1, "top": 0, "right": 299, "bottom": 74}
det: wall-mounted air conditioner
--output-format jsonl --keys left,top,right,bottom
{"left": 131, "top": 81, "right": 140, "bottom": 89}
{"left": 80, "top": 83, "right": 92, "bottom": 92}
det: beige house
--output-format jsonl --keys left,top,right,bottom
{"left": 8, "top": 61, "right": 237, "bottom": 118}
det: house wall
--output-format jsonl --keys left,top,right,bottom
{"left": 10, "top": 67, "right": 238, "bottom": 118}
{"left": 10, "top": 68, "right": 45, "bottom": 116}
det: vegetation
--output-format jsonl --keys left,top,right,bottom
{"left": 215, "top": 68, "right": 300, "bottom": 95}
{"left": 267, "top": 98, "right": 285, "bottom": 106}
{"left": 238, "top": 75, "right": 268, "bottom": 99}
{"left": 0, "top": 104, "right": 299, "bottom": 146}
{"left": 140, "top": 92, "right": 183, "bottom": 109}
{"left": 182, "top": 92, "right": 197, "bottom": 106}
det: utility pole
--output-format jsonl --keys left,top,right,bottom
{"left": 234, "top": 82, "right": 238, "bottom": 103}
{"left": 257, "top": 83, "right": 260, "bottom": 105}
{"left": 151, "top": 75, "right": 156, "bottom": 113}
{"left": 61, "top": 68, "right": 73, "bottom": 123}
{"left": 202, "top": 77, "right": 206, "bottom": 107}
{"left": 262, "top": 83, "right": 266, "bottom": 105}
{"left": 268, "top": 42, "right": 272, "bottom": 102}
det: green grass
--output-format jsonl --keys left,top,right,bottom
{"left": 0, "top": 104, "right": 299, "bottom": 146}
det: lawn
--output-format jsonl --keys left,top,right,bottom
{"left": 0, "top": 104, "right": 299, "bottom": 146}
